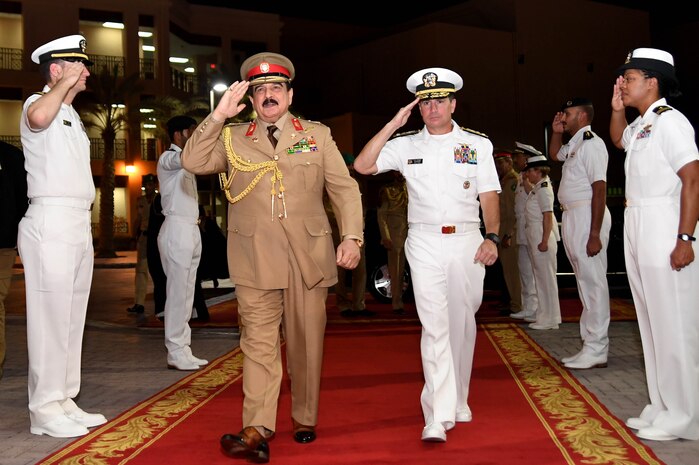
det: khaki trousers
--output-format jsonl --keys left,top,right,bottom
{"left": 236, "top": 252, "right": 328, "bottom": 432}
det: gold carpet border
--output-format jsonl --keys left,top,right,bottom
{"left": 483, "top": 323, "right": 662, "bottom": 465}
{"left": 37, "top": 348, "right": 246, "bottom": 465}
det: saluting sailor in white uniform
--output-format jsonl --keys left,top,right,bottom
{"left": 549, "top": 98, "right": 612, "bottom": 370}
{"left": 18, "top": 35, "right": 107, "bottom": 438}
{"left": 611, "top": 48, "right": 699, "bottom": 442}
{"left": 354, "top": 67, "right": 500, "bottom": 443}
{"left": 520, "top": 149, "right": 562, "bottom": 330}
{"left": 157, "top": 116, "right": 209, "bottom": 372}
{"left": 510, "top": 149, "right": 539, "bottom": 321}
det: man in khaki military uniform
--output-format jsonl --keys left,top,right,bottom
{"left": 493, "top": 151, "right": 522, "bottom": 314}
{"left": 377, "top": 170, "right": 409, "bottom": 313}
{"left": 182, "top": 52, "right": 363, "bottom": 463}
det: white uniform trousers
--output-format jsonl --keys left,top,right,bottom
{"left": 518, "top": 244, "right": 538, "bottom": 314}
{"left": 158, "top": 216, "right": 201, "bottom": 357}
{"left": 561, "top": 206, "right": 611, "bottom": 356}
{"left": 525, "top": 224, "right": 561, "bottom": 326}
{"left": 624, "top": 204, "right": 699, "bottom": 439}
{"left": 18, "top": 203, "right": 93, "bottom": 427}
{"left": 405, "top": 227, "right": 484, "bottom": 430}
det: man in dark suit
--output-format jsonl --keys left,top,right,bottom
{"left": 0, "top": 141, "right": 28, "bottom": 381}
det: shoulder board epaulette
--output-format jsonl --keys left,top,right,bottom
{"left": 653, "top": 105, "right": 673, "bottom": 115}
{"left": 461, "top": 127, "right": 489, "bottom": 139}
{"left": 391, "top": 130, "right": 419, "bottom": 140}
{"left": 33, "top": 92, "right": 46, "bottom": 96}
{"left": 305, "top": 119, "right": 326, "bottom": 126}
{"left": 583, "top": 130, "right": 594, "bottom": 140}
{"left": 226, "top": 122, "right": 248, "bottom": 126}
{"left": 541, "top": 181, "right": 548, "bottom": 187}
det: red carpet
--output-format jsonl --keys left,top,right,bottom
{"left": 38, "top": 323, "right": 662, "bottom": 465}
{"left": 138, "top": 290, "right": 637, "bottom": 329}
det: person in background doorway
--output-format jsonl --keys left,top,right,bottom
{"left": 127, "top": 173, "right": 157, "bottom": 315}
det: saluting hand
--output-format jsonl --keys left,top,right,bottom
{"left": 611, "top": 76, "right": 625, "bottom": 112}
{"left": 552, "top": 112, "right": 565, "bottom": 134}
{"left": 59, "top": 61, "right": 87, "bottom": 89}
{"left": 389, "top": 98, "right": 420, "bottom": 130}
{"left": 212, "top": 80, "right": 250, "bottom": 121}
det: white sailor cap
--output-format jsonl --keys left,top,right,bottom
{"left": 523, "top": 155, "right": 549, "bottom": 170}
{"left": 31, "top": 34, "right": 93, "bottom": 66}
{"left": 515, "top": 141, "right": 542, "bottom": 157}
{"left": 406, "top": 67, "right": 463, "bottom": 100}
{"left": 616, "top": 48, "right": 676, "bottom": 84}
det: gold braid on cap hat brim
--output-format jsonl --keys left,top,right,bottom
{"left": 415, "top": 89, "right": 455, "bottom": 99}
{"left": 218, "top": 126, "right": 287, "bottom": 220}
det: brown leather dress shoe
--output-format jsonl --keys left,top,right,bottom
{"left": 220, "top": 426, "right": 270, "bottom": 463}
{"left": 292, "top": 418, "right": 316, "bottom": 444}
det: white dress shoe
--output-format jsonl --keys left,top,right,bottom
{"left": 510, "top": 310, "right": 535, "bottom": 320}
{"left": 456, "top": 407, "right": 472, "bottom": 422}
{"left": 524, "top": 315, "right": 537, "bottom": 322}
{"left": 625, "top": 417, "right": 651, "bottom": 430}
{"left": 30, "top": 415, "right": 89, "bottom": 438}
{"left": 561, "top": 351, "right": 582, "bottom": 364}
{"left": 564, "top": 352, "right": 607, "bottom": 369}
{"left": 421, "top": 423, "right": 446, "bottom": 442}
{"left": 167, "top": 352, "right": 201, "bottom": 371}
{"left": 636, "top": 426, "right": 678, "bottom": 441}
{"left": 66, "top": 408, "right": 108, "bottom": 428}
{"left": 190, "top": 354, "right": 209, "bottom": 366}
{"left": 528, "top": 322, "right": 559, "bottom": 330}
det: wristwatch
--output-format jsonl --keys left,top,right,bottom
{"left": 485, "top": 232, "right": 501, "bottom": 245}
{"left": 677, "top": 233, "right": 696, "bottom": 242}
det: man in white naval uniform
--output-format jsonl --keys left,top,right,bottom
{"left": 157, "top": 115, "right": 208, "bottom": 371}
{"left": 549, "top": 98, "right": 612, "bottom": 370}
{"left": 18, "top": 35, "right": 107, "bottom": 438}
{"left": 611, "top": 48, "right": 699, "bottom": 442}
{"left": 510, "top": 149, "right": 538, "bottom": 321}
{"left": 354, "top": 67, "right": 500, "bottom": 443}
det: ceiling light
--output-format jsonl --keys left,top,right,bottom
{"left": 169, "top": 57, "right": 189, "bottom": 64}
{"left": 213, "top": 83, "right": 228, "bottom": 92}
{"left": 111, "top": 103, "right": 125, "bottom": 108}
{"left": 103, "top": 22, "right": 124, "bottom": 29}
{"left": 142, "top": 45, "right": 155, "bottom": 52}
{"left": 140, "top": 108, "right": 154, "bottom": 113}
{"left": 138, "top": 31, "right": 153, "bottom": 38}
{"left": 143, "top": 123, "right": 157, "bottom": 129}
{"left": 184, "top": 67, "right": 195, "bottom": 73}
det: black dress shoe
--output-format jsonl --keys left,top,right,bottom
{"left": 127, "top": 304, "right": 144, "bottom": 314}
{"left": 220, "top": 427, "right": 269, "bottom": 463}
{"left": 292, "top": 418, "right": 316, "bottom": 444}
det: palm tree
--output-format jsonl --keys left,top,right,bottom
{"left": 77, "top": 65, "right": 143, "bottom": 258}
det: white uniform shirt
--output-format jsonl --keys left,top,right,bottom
{"left": 555, "top": 125, "right": 608, "bottom": 205}
{"left": 375, "top": 122, "right": 500, "bottom": 225}
{"left": 622, "top": 98, "right": 699, "bottom": 202}
{"left": 157, "top": 144, "right": 198, "bottom": 219}
{"left": 20, "top": 85, "right": 95, "bottom": 201}
{"left": 525, "top": 176, "right": 561, "bottom": 241}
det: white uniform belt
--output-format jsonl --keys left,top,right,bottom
{"left": 409, "top": 222, "right": 480, "bottom": 234}
{"left": 559, "top": 199, "right": 591, "bottom": 211}
{"left": 625, "top": 196, "right": 679, "bottom": 207}
{"left": 29, "top": 197, "right": 92, "bottom": 210}
{"left": 164, "top": 214, "right": 200, "bottom": 225}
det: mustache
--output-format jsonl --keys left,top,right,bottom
{"left": 263, "top": 97, "right": 278, "bottom": 106}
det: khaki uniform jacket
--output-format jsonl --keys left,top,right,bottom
{"left": 499, "top": 169, "right": 518, "bottom": 243}
{"left": 182, "top": 114, "right": 363, "bottom": 290}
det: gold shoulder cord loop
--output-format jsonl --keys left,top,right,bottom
{"left": 218, "top": 126, "right": 287, "bottom": 219}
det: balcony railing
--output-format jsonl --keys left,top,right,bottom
{"left": 140, "top": 58, "right": 156, "bottom": 80}
{"left": 0, "top": 47, "right": 22, "bottom": 70}
{"left": 0, "top": 135, "right": 22, "bottom": 149}
{"left": 171, "top": 68, "right": 199, "bottom": 93}
{"left": 140, "top": 138, "right": 158, "bottom": 161}
{"left": 91, "top": 55, "right": 126, "bottom": 77}
{"left": 89, "top": 138, "right": 127, "bottom": 160}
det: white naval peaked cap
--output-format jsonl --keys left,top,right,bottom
{"left": 406, "top": 67, "right": 463, "bottom": 100}
{"left": 31, "top": 34, "right": 93, "bottom": 65}
{"left": 514, "top": 141, "right": 542, "bottom": 157}
{"left": 523, "top": 155, "right": 549, "bottom": 170}
{"left": 617, "top": 47, "right": 676, "bottom": 84}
